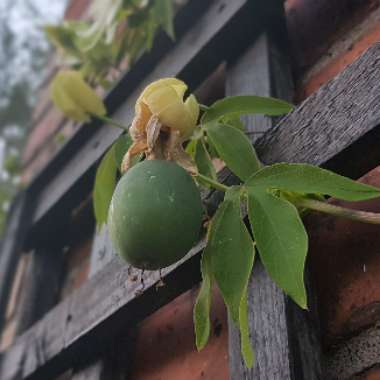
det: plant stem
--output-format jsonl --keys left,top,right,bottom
{"left": 92, "top": 114, "right": 129, "bottom": 131}
{"left": 296, "top": 198, "right": 380, "bottom": 225}
{"left": 195, "top": 173, "right": 229, "bottom": 192}
{"left": 199, "top": 104, "right": 209, "bottom": 112}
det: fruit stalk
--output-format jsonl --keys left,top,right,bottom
{"left": 195, "top": 173, "right": 230, "bottom": 192}
{"left": 92, "top": 114, "right": 129, "bottom": 131}
{"left": 296, "top": 198, "right": 380, "bottom": 224}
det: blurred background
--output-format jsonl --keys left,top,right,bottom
{"left": 0, "top": 0, "right": 67, "bottom": 232}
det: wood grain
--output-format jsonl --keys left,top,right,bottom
{"left": 226, "top": 29, "right": 294, "bottom": 379}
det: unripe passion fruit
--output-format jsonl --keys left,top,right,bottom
{"left": 108, "top": 160, "right": 203, "bottom": 270}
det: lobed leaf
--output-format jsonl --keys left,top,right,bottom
{"left": 247, "top": 163, "right": 380, "bottom": 201}
{"left": 194, "top": 139, "right": 217, "bottom": 181}
{"left": 194, "top": 247, "right": 213, "bottom": 351}
{"left": 246, "top": 188, "right": 308, "bottom": 308}
{"left": 202, "top": 95, "right": 293, "bottom": 124}
{"left": 93, "top": 145, "right": 118, "bottom": 227}
{"left": 113, "top": 133, "right": 133, "bottom": 170}
{"left": 219, "top": 114, "right": 245, "bottom": 130}
{"left": 206, "top": 123, "right": 261, "bottom": 181}
{"left": 153, "top": 0, "right": 175, "bottom": 39}
{"left": 209, "top": 187, "right": 255, "bottom": 323}
{"left": 239, "top": 287, "right": 255, "bottom": 368}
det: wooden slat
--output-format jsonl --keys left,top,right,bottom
{"left": 88, "top": 226, "right": 115, "bottom": 277}
{"left": 15, "top": 247, "right": 65, "bottom": 335}
{"left": 226, "top": 8, "right": 323, "bottom": 377}
{"left": 0, "top": 241, "right": 205, "bottom": 380}
{"left": 0, "top": 192, "right": 32, "bottom": 331}
{"left": 27, "top": 0, "right": 265, "bottom": 248}
{"left": 1, "top": 40, "right": 380, "bottom": 380}
{"left": 70, "top": 223, "right": 131, "bottom": 378}
{"left": 226, "top": 30, "right": 295, "bottom": 379}
{"left": 256, "top": 42, "right": 380, "bottom": 171}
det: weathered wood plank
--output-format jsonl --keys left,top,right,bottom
{"left": 0, "top": 241, "right": 205, "bottom": 380}
{"left": 256, "top": 42, "right": 380, "bottom": 172}
{"left": 27, "top": 0, "right": 261, "bottom": 248}
{"left": 0, "top": 192, "right": 32, "bottom": 332}
{"left": 1, "top": 28, "right": 380, "bottom": 380}
{"left": 226, "top": 29, "right": 295, "bottom": 379}
{"left": 70, "top": 223, "right": 133, "bottom": 379}
{"left": 15, "top": 247, "right": 65, "bottom": 335}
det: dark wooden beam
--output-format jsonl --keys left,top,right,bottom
{"left": 0, "top": 192, "right": 32, "bottom": 332}
{"left": 1, "top": 39, "right": 380, "bottom": 380}
{"left": 15, "top": 247, "right": 65, "bottom": 335}
{"left": 225, "top": 28, "right": 296, "bottom": 379}
{"left": 225, "top": 9, "right": 322, "bottom": 378}
{"left": 70, "top": 224, "right": 133, "bottom": 379}
{"left": 255, "top": 43, "right": 380, "bottom": 175}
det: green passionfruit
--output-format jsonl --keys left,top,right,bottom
{"left": 108, "top": 160, "right": 203, "bottom": 270}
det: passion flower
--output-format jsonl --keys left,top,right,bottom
{"left": 50, "top": 70, "right": 106, "bottom": 122}
{"left": 122, "top": 78, "right": 200, "bottom": 173}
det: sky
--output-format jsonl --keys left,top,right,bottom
{"left": 0, "top": 0, "right": 67, "bottom": 169}
{"left": 0, "top": 0, "right": 67, "bottom": 208}
{"left": 0, "top": 0, "right": 67, "bottom": 106}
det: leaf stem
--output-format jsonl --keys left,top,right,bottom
{"left": 195, "top": 173, "right": 229, "bottom": 192}
{"left": 199, "top": 104, "right": 209, "bottom": 112}
{"left": 92, "top": 114, "right": 129, "bottom": 131}
{"left": 296, "top": 198, "right": 380, "bottom": 225}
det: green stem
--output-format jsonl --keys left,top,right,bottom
{"left": 195, "top": 173, "right": 230, "bottom": 192}
{"left": 199, "top": 104, "right": 209, "bottom": 112}
{"left": 92, "top": 114, "right": 129, "bottom": 132}
{"left": 296, "top": 198, "right": 380, "bottom": 225}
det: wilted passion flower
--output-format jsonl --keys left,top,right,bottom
{"left": 123, "top": 78, "right": 200, "bottom": 173}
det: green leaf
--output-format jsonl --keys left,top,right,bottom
{"left": 206, "top": 123, "right": 261, "bottom": 181}
{"left": 247, "top": 163, "right": 380, "bottom": 201}
{"left": 239, "top": 287, "right": 254, "bottom": 368}
{"left": 246, "top": 189, "right": 308, "bottom": 308}
{"left": 194, "top": 246, "right": 213, "bottom": 351}
{"left": 209, "top": 187, "right": 255, "bottom": 323}
{"left": 153, "top": 0, "right": 175, "bottom": 39}
{"left": 195, "top": 139, "right": 217, "bottom": 181}
{"left": 93, "top": 146, "right": 118, "bottom": 226}
{"left": 202, "top": 95, "right": 294, "bottom": 124}
{"left": 185, "top": 138, "right": 197, "bottom": 158}
{"left": 44, "top": 24, "right": 81, "bottom": 58}
{"left": 113, "top": 133, "right": 133, "bottom": 170}
{"left": 219, "top": 114, "right": 245, "bottom": 131}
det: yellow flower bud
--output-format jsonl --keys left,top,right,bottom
{"left": 50, "top": 70, "right": 106, "bottom": 122}
{"left": 136, "top": 78, "right": 199, "bottom": 137}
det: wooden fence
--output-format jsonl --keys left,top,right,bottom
{"left": 1, "top": 0, "right": 380, "bottom": 378}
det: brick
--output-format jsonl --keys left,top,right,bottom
{"left": 0, "top": 319, "right": 17, "bottom": 351}
{"left": 22, "top": 108, "right": 66, "bottom": 164}
{"left": 60, "top": 239, "right": 92, "bottom": 299}
{"left": 64, "top": 0, "right": 91, "bottom": 20}
{"left": 307, "top": 166, "right": 380, "bottom": 346}
{"left": 130, "top": 286, "right": 229, "bottom": 380}
{"left": 300, "top": 21, "right": 380, "bottom": 99}
{"left": 359, "top": 366, "right": 380, "bottom": 380}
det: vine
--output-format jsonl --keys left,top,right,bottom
{"left": 45, "top": 0, "right": 175, "bottom": 86}
{"left": 51, "top": 73, "right": 380, "bottom": 368}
